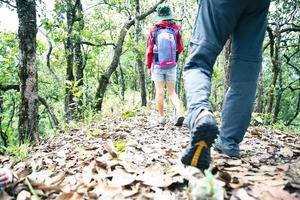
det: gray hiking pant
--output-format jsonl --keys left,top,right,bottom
{"left": 184, "top": 0, "right": 271, "bottom": 154}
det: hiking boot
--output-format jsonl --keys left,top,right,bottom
{"left": 214, "top": 139, "right": 240, "bottom": 157}
{"left": 174, "top": 116, "right": 185, "bottom": 126}
{"left": 174, "top": 109, "right": 184, "bottom": 126}
{"left": 181, "top": 109, "right": 219, "bottom": 170}
{"left": 158, "top": 116, "right": 166, "bottom": 125}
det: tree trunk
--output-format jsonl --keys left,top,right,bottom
{"left": 74, "top": 0, "right": 84, "bottom": 117}
{"left": 255, "top": 73, "right": 264, "bottom": 113}
{"left": 272, "top": 71, "right": 283, "bottom": 123}
{"left": 64, "top": 0, "right": 78, "bottom": 121}
{"left": 16, "top": 0, "right": 39, "bottom": 143}
{"left": 178, "top": 42, "right": 190, "bottom": 107}
{"left": 119, "top": 65, "right": 125, "bottom": 101}
{"left": 95, "top": 74, "right": 109, "bottom": 111}
{"left": 94, "top": 0, "right": 166, "bottom": 111}
{"left": 134, "top": 0, "right": 147, "bottom": 106}
{"left": 267, "top": 26, "right": 280, "bottom": 114}
{"left": 0, "top": 95, "right": 8, "bottom": 147}
{"left": 223, "top": 37, "right": 232, "bottom": 95}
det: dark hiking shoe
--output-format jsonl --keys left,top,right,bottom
{"left": 181, "top": 109, "right": 219, "bottom": 170}
{"left": 173, "top": 109, "right": 184, "bottom": 126}
{"left": 174, "top": 116, "right": 185, "bottom": 126}
{"left": 214, "top": 140, "right": 240, "bottom": 157}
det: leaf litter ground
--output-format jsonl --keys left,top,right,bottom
{"left": 1, "top": 109, "right": 300, "bottom": 200}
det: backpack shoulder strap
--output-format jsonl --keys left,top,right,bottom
{"left": 165, "top": 26, "right": 178, "bottom": 47}
{"left": 153, "top": 25, "right": 161, "bottom": 45}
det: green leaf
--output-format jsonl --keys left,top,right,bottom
{"left": 113, "top": 140, "right": 127, "bottom": 152}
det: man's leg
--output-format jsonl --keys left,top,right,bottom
{"left": 184, "top": 0, "right": 246, "bottom": 130}
{"left": 216, "top": 1, "right": 271, "bottom": 156}
{"left": 182, "top": 0, "right": 247, "bottom": 170}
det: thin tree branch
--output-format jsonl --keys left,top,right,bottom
{"left": 39, "top": 28, "right": 61, "bottom": 82}
{"left": 0, "top": 84, "right": 19, "bottom": 91}
{"left": 38, "top": 96, "right": 61, "bottom": 130}
{"left": 81, "top": 44, "right": 89, "bottom": 70}
{"left": 5, "top": 96, "right": 16, "bottom": 136}
{"left": 135, "top": 0, "right": 166, "bottom": 23}
{"left": 284, "top": 53, "right": 300, "bottom": 75}
{"left": 263, "top": 41, "right": 270, "bottom": 51}
{"left": 0, "top": 0, "right": 16, "bottom": 8}
{"left": 266, "top": 26, "right": 275, "bottom": 57}
{"left": 80, "top": 41, "right": 116, "bottom": 48}
{"left": 280, "top": 27, "right": 300, "bottom": 33}
{"left": 285, "top": 93, "right": 300, "bottom": 126}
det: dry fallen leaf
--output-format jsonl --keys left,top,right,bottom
{"left": 109, "top": 168, "right": 136, "bottom": 186}
{"left": 279, "top": 147, "right": 293, "bottom": 158}
{"left": 226, "top": 159, "right": 242, "bottom": 166}
{"left": 235, "top": 188, "right": 256, "bottom": 200}
{"left": 217, "top": 171, "right": 232, "bottom": 185}
{"left": 104, "top": 140, "right": 118, "bottom": 158}
{"left": 56, "top": 192, "right": 84, "bottom": 200}
{"left": 89, "top": 182, "right": 122, "bottom": 198}
{"left": 16, "top": 190, "right": 31, "bottom": 200}
{"left": 259, "top": 188, "right": 298, "bottom": 200}
{"left": 259, "top": 179, "right": 288, "bottom": 187}
{"left": 137, "top": 170, "right": 173, "bottom": 187}
{"left": 259, "top": 165, "right": 277, "bottom": 172}
{"left": 153, "top": 188, "right": 174, "bottom": 200}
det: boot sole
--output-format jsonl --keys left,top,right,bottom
{"left": 174, "top": 116, "right": 185, "bottom": 126}
{"left": 181, "top": 115, "right": 219, "bottom": 170}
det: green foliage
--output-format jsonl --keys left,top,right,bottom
{"left": 113, "top": 140, "right": 127, "bottom": 152}
{"left": 86, "top": 129, "right": 101, "bottom": 139}
{"left": 6, "top": 143, "right": 29, "bottom": 161}
{"left": 121, "top": 110, "right": 137, "bottom": 119}
{"left": 251, "top": 112, "right": 272, "bottom": 126}
{"left": 0, "top": 33, "right": 19, "bottom": 84}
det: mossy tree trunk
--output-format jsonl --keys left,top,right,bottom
{"left": 16, "top": 0, "right": 39, "bottom": 143}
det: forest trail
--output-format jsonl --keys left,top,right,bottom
{"left": 1, "top": 109, "right": 300, "bottom": 200}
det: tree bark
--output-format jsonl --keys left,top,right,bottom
{"left": 267, "top": 26, "right": 281, "bottom": 114}
{"left": 16, "top": 0, "right": 39, "bottom": 143}
{"left": 74, "top": 0, "right": 85, "bottom": 117}
{"left": 94, "top": 0, "right": 166, "bottom": 111}
{"left": 134, "top": 0, "right": 147, "bottom": 106}
{"left": 223, "top": 37, "right": 232, "bottom": 95}
{"left": 272, "top": 70, "right": 283, "bottom": 123}
{"left": 64, "top": 0, "right": 80, "bottom": 121}
{"left": 255, "top": 73, "right": 264, "bottom": 113}
{"left": 0, "top": 95, "right": 8, "bottom": 147}
{"left": 119, "top": 64, "right": 125, "bottom": 101}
